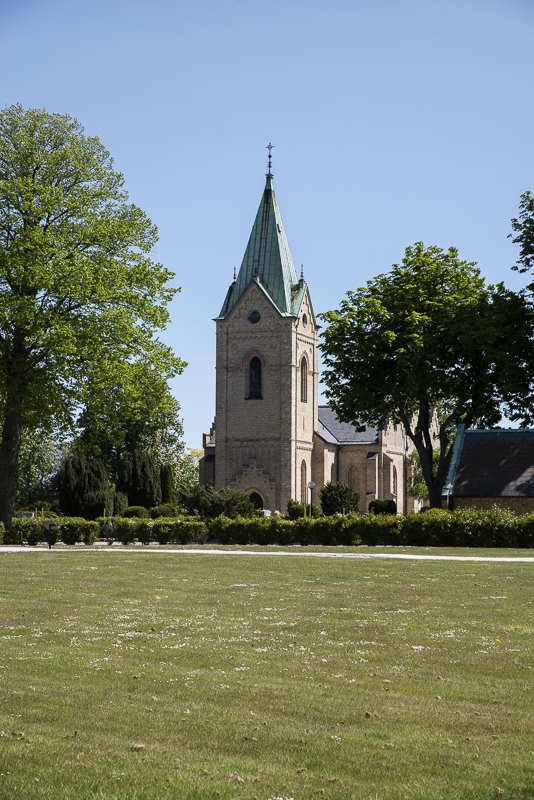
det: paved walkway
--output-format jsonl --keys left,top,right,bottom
{"left": 1, "top": 546, "right": 533, "bottom": 563}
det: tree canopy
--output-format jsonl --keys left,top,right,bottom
{"left": 0, "top": 104, "right": 184, "bottom": 527}
{"left": 510, "top": 191, "right": 534, "bottom": 276}
{"left": 73, "top": 360, "right": 184, "bottom": 483}
{"left": 319, "top": 243, "right": 534, "bottom": 508}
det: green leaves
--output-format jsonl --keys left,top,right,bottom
{"left": 319, "top": 242, "right": 534, "bottom": 506}
{"left": 510, "top": 191, "right": 534, "bottom": 276}
{"left": 0, "top": 104, "right": 185, "bottom": 526}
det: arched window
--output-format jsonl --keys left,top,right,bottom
{"left": 249, "top": 357, "right": 262, "bottom": 399}
{"left": 301, "top": 460, "right": 307, "bottom": 503}
{"left": 300, "top": 356, "right": 307, "bottom": 403}
{"left": 348, "top": 465, "right": 358, "bottom": 492}
{"left": 249, "top": 492, "right": 263, "bottom": 510}
{"left": 392, "top": 465, "right": 398, "bottom": 496}
{"left": 330, "top": 462, "right": 336, "bottom": 483}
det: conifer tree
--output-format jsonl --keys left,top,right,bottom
{"left": 160, "top": 463, "right": 176, "bottom": 505}
{"left": 57, "top": 455, "right": 109, "bottom": 517}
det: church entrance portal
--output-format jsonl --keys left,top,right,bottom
{"left": 249, "top": 492, "right": 263, "bottom": 510}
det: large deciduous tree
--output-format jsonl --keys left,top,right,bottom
{"left": 510, "top": 191, "right": 534, "bottom": 276}
{"left": 0, "top": 104, "right": 184, "bottom": 527}
{"left": 73, "top": 360, "right": 185, "bottom": 484}
{"left": 320, "top": 243, "right": 534, "bottom": 508}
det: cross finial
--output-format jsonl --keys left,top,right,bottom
{"left": 266, "top": 142, "right": 274, "bottom": 175}
{"left": 300, "top": 263, "right": 304, "bottom": 280}
{"left": 233, "top": 266, "right": 237, "bottom": 281}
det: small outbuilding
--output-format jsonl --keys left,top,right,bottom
{"left": 442, "top": 425, "right": 534, "bottom": 513}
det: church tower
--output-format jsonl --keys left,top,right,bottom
{"left": 201, "top": 154, "right": 318, "bottom": 513}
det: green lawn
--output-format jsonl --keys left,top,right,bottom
{"left": 0, "top": 549, "right": 533, "bottom": 799}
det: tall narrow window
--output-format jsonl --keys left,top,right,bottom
{"left": 300, "top": 356, "right": 307, "bottom": 403}
{"left": 392, "top": 465, "right": 398, "bottom": 496}
{"left": 330, "top": 463, "right": 336, "bottom": 483}
{"left": 249, "top": 357, "right": 262, "bottom": 399}
{"left": 301, "top": 460, "right": 307, "bottom": 503}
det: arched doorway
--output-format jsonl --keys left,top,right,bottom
{"left": 249, "top": 491, "right": 263, "bottom": 510}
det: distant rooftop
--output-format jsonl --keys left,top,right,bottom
{"left": 317, "top": 406, "right": 379, "bottom": 445}
{"left": 451, "top": 429, "right": 534, "bottom": 497}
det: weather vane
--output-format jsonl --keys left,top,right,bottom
{"left": 300, "top": 264, "right": 304, "bottom": 280}
{"left": 266, "top": 142, "right": 274, "bottom": 174}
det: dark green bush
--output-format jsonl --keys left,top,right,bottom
{"left": 113, "top": 492, "right": 129, "bottom": 517}
{"left": 320, "top": 482, "right": 360, "bottom": 516}
{"left": 55, "top": 518, "right": 99, "bottom": 545}
{"left": 83, "top": 491, "right": 114, "bottom": 521}
{"left": 11, "top": 517, "right": 47, "bottom": 545}
{"left": 114, "top": 518, "right": 143, "bottom": 544}
{"left": 369, "top": 499, "right": 397, "bottom": 516}
{"left": 359, "top": 513, "right": 402, "bottom": 545}
{"left": 151, "top": 503, "right": 177, "bottom": 519}
{"left": 287, "top": 499, "right": 320, "bottom": 520}
{"left": 122, "top": 506, "right": 149, "bottom": 518}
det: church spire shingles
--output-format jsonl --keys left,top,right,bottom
{"left": 218, "top": 161, "right": 300, "bottom": 318}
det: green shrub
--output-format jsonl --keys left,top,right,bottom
{"left": 55, "top": 518, "right": 99, "bottom": 545}
{"left": 4, "top": 528, "right": 23, "bottom": 545}
{"left": 320, "top": 482, "right": 360, "bottom": 516}
{"left": 369, "top": 499, "right": 397, "bottom": 516}
{"left": 208, "top": 515, "right": 232, "bottom": 543}
{"left": 114, "top": 518, "right": 144, "bottom": 544}
{"left": 113, "top": 492, "right": 129, "bottom": 517}
{"left": 287, "top": 499, "right": 320, "bottom": 520}
{"left": 122, "top": 506, "right": 149, "bottom": 518}
{"left": 83, "top": 490, "right": 113, "bottom": 521}
{"left": 151, "top": 503, "right": 177, "bottom": 519}
{"left": 359, "top": 513, "right": 402, "bottom": 545}
{"left": 514, "top": 513, "right": 534, "bottom": 547}
{"left": 11, "top": 517, "right": 47, "bottom": 545}
{"left": 0, "top": 521, "right": 3, "bottom": 544}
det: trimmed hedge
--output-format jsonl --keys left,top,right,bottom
{"left": 122, "top": 506, "right": 149, "bottom": 518}
{"left": 4, "top": 507, "right": 534, "bottom": 548}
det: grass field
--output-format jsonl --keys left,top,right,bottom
{"left": 0, "top": 548, "right": 533, "bottom": 800}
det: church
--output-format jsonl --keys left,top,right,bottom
{"left": 199, "top": 157, "right": 419, "bottom": 515}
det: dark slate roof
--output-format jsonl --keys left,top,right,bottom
{"left": 452, "top": 430, "right": 534, "bottom": 497}
{"left": 317, "top": 406, "right": 379, "bottom": 445}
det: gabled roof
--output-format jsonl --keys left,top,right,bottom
{"left": 317, "top": 406, "right": 379, "bottom": 445}
{"left": 218, "top": 173, "right": 301, "bottom": 318}
{"left": 445, "top": 428, "right": 534, "bottom": 498}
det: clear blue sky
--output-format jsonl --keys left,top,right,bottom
{"left": 2, "top": 0, "right": 533, "bottom": 447}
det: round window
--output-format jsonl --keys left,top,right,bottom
{"left": 248, "top": 311, "right": 261, "bottom": 324}
{"left": 302, "top": 313, "right": 308, "bottom": 327}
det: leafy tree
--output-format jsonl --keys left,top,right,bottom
{"left": 117, "top": 450, "right": 161, "bottom": 509}
{"left": 16, "top": 429, "right": 67, "bottom": 509}
{"left": 74, "top": 364, "right": 185, "bottom": 484}
{"left": 0, "top": 104, "right": 183, "bottom": 527}
{"left": 407, "top": 450, "right": 441, "bottom": 502}
{"left": 57, "top": 455, "right": 109, "bottom": 517}
{"left": 510, "top": 191, "right": 534, "bottom": 276}
{"left": 176, "top": 448, "right": 203, "bottom": 489}
{"left": 320, "top": 243, "right": 534, "bottom": 508}
{"left": 178, "top": 484, "right": 257, "bottom": 518}
{"left": 319, "top": 481, "right": 360, "bottom": 516}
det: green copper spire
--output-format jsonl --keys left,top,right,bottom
{"left": 218, "top": 169, "right": 301, "bottom": 318}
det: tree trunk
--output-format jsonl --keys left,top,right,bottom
{"left": 0, "top": 405, "right": 23, "bottom": 529}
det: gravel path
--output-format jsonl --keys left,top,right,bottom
{"left": 1, "top": 545, "right": 533, "bottom": 562}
